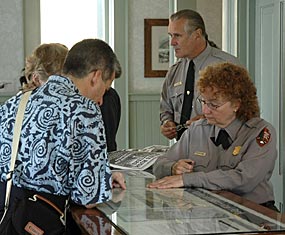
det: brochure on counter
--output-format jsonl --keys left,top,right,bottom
{"left": 109, "top": 145, "right": 169, "bottom": 171}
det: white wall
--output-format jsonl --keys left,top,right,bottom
{"left": 197, "top": 0, "right": 222, "bottom": 48}
{"left": 0, "top": 0, "right": 222, "bottom": 96}
{"left": 128, "top": 0, "right": 222, "bottom": 94}
{"left": 128, "top": 0, "right": 169, "bottom": 93}
{"left": 0, "top": 0, "right": 24, "bottom": 96}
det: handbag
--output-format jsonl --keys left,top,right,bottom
{"left": 0, "top": 90, "right": 68, "bottom": 235}
{"left": 0, "top": 192, "right": 67, "bottom": 235}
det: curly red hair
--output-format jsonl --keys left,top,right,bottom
{"left": 197, "top": 62, "right": 260, "bottom": 121}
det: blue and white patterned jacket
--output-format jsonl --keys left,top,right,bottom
{"left": 0, "top": 75, "right": 112, "bottom": 206}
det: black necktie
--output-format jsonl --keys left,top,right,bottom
{"left": 212, "top": 129, "right": 231, "bottom": 150}
{"left": 177, "top": 60, "right": 195, "bottom": 140}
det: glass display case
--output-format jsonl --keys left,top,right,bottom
{"left": 73, "top": 170, "right": 285, "bottom": 235}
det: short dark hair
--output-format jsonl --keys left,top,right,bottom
{"left": 63, "top": 39, "right": 117, "bottom": 81}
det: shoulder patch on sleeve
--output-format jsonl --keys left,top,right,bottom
{"left": 256, "top": 127, "right": 271, "bottom": 147}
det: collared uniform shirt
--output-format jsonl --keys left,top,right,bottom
{"left": 0, "top": 75, "right": 112, "bottom": 206}
{"left": 160, "top": 44, "right": 240, "bottom": 124}
{"left": 153, "top": 118, "right": 277, "bottom": 204}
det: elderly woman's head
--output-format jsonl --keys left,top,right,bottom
{"left": 25, "top": 43, "right": 68, "bottom": 88}
{"left": 197, "top": 63, "right": 260, "bottom": 126}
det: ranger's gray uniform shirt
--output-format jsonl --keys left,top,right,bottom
{"left": 160, "top": 44, "right": 240, "bottom": 124}
{"left": 153, "top": 118, "right": 277, "bottom": 204}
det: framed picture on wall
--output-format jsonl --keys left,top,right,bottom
{"left": 144, "top": 19, "right": 169, "bottom": 77}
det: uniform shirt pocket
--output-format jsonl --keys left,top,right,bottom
{"left": 189, "top": 149, "right": 211, "bottom": 172}
{"left": 169, "top": 86, "right": 184, "bottom": 123}
{"left": 219, "top": 147, "right": 243, "bottom": 170}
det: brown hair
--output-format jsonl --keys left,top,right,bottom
{"left": 25, "top": 43, "right": 68, "bottom": 83}
{"left": 197, "top": 62, "right": 260, "bottom": 121}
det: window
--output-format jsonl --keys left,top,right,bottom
{"left": 222, "top": 0, "right": 237, "bottom": 56}
{"left": 40, "top": 0, "right": 106, "bottom": 48}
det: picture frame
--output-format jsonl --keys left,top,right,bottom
{"left": 144, "top": 19, "right": 169, "bottom": 77}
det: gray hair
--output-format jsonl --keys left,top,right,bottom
{"left": 170, "top": 9, "right": 218, "bottom": 48}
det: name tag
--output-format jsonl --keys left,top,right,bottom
{"left": 174, "top": 81, "right": 182, "bottom": 87}
{"left": 194, "top": 151, "right": 206, "bottom": 157}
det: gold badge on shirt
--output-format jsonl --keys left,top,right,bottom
{"left": 232, "top": 146, "right": 241, "bottom": 156}
{"left": 194, "top": 151, "right": 206, "bottom": 157}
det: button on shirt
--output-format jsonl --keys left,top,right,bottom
{"left": 0, "top": 75, "right": 112, "bottom": 206}
{"left": 153, "top": 118, "right": 277, "bottom": 204}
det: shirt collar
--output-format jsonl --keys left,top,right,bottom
{"left": 192, "top": 43, "right": 211, "bottom": 70}
{"left": 215, "top": 118, "right": 243, "bottom": 140}
{"left": 214, "top": 119, "right": 243, "bottom": 141}
{"left": 48, "top": 75, "right": 79, "bottom": 93}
